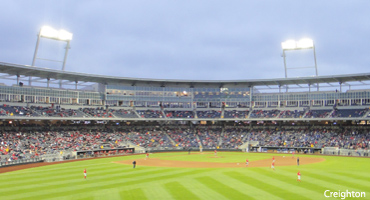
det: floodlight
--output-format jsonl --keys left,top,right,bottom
{"left": 281, "top": 38, "right": 318, "bottom": 80}
{"left": 281, "top": 40, "right": 297, "bottom": 50}
{"left": 59, "top": 29, "right": 73, "bottom": 41}
{"left": 40, "top": 26, "right": 59, "bottom": 39}
{"left": 297, "top": 38, "right": 313, "bottom": 49}
{"left": 39, "top": 26, "right": 73, "bottom": 41}
{"left": 31, "top": 25, "right": 73, "bottom": 87}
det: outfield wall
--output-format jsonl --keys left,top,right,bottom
{"left": 322, "top": 147, "right": 370, "bottom": 157}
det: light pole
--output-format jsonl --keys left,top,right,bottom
{"left": 281, "top": 38, "right": 318, "bottom": 91}
{"left": 31, "top": 26, "right": 73, "bottom": 87}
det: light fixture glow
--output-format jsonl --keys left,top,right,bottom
{"left": 281, "top": 40, "right": 297, "bottom": 50}
{"left": 282, "top": 38, "right": 314, "bottom": 50}
{"left": 58, "top": 29, "right": 73, "bottom": 41}
{"left": 39, "top": 26, "right": 73, "bottom": 41}
{"left": 297, "top": 38, "right": 313, "bottom": 49}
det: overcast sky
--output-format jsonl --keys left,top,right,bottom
{"left": 1, "top": 1, "right": 369, "bottom": 81}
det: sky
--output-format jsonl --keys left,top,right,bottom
{"left": 0, "top": 0, "right": 370, "bottom": 81}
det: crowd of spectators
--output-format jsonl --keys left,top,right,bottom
{"left": 1, "top": 126, "right": 370, "bottom": 163}
{"left": 165, "top": 111, "right": 195, "bottom": 118}
{"left": 304, "top": 109, "right": 331, "bottom": 118}
{"left": 0, "top": 104, "right": 369, "bottom": 119}
{"left": 279, "top": 110, "right": 305, "bottom": 118}
{"left": 330, "top": 108, "right": 368, "bottom": 118}
{"left": 223, "top": 110, "right": 249, "bottom": 118}
{"left": 137, "top": 110, "right": 164, "bottom": 118}
{"left": 196, "top": 110, "right": 222, "bottom": 118}
{"left": 197, "top": 128, "right": 222, "bottom": 148}
{"left": 249, "top": 109, "right": 280, "bottom": 118}
{"left": 220, "top": 128, "right": 245, "bottom": 148}
{"left": 166, "top": 128, "right": 199, "bottom": 148}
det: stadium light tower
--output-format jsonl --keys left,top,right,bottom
{"left": 30, "top": 26, "right": 73, "bottom": 86}
{"left": 281, "top": 38, "right": 318, "bottom": 78}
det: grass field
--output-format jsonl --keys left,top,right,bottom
{"left": 0, "top": 152, "right": 369, "bottom": 200}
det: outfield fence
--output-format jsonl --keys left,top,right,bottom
{"left": 322, "top": 147, "right": 370, "bottom": 157}
{"left": 0, "top": 157, "right": 43, "bottom": 167}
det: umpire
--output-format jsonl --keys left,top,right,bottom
{"left": 133, "top": 160, "right": 136, "bottom": 168}
{"left": 297, "top": 157, "right": 300, "bottom": 166}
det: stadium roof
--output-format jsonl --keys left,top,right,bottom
{"left": 1, "top": 61, "right": 370, "bottom": 88}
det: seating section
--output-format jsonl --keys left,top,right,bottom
{"left": 137, "top": 110, "right": 164, "bottom": 118}
{"left": 166, "top": 128, "right": 199, "bottom": 148}
{"left": 196, "top": 110, "right": 221, "bottom": 118}
{"left": 197, "top": 128, "right": 222, "bottom": 148}
{"left": 330, "top": 109, "right": 368, "bottom": 118}
{"left": 0, "top": 104, "right": 369, "bottom": 119}
{"left": 223, "top": 110, "right": 249, "bottom": 118}
{"left": 249, "top": 109, "right": 280, "bottom": 118}
{"left": 304, "top": 109, "right": 331, "bottom": 118}
{"left": 279, "top": 110, "right": 305, "bottom": 118}
{"left": 164, "top": 111, "right": 194, "bottom": 118}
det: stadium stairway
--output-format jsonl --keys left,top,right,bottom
{"left": 327, "top": 109, "right": 334, "bottom": 118}
{"left": 362, "top": 109, "right": 370, "bottom": 118}
{"left": 196, "top": 134, "right": 202, "bottom": 148}
{"left": 160, "top": 127, "right": 176, "bottom": 146}
{"left": 161, "top": 110, "right": 168, "bottom": 119}
{"left": 218, "top": 127, "right": 225, "bottom": 147}
{"left": 133, "top": 109, "right": 142, "bottom": 118}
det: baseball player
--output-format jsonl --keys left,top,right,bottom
{"left": 83, "top": 168, "right": 87, "bottom": 179}
{"left": 271, "top": 162, "right": 275, "bottom": 170}
{"left": 297, "top": 171, "right": 301, "bottom": 182}
{"left": 246, "top": 159, "right": 249, "bottom": 167}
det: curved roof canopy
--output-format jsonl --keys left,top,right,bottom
{"left": 1, "top": 62, "right": 370, "bottom": 88}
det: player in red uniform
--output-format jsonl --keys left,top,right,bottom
{"left": 246, "top": 159, "right": 249, "bottom": 167}
{"left": 272, "top": 156, "right": 275, "bottom": 163}
{"left": 214, "top": 150, "right": 217, "bottom": 156}
{"left": 292, "top": 151, "right": 295, "bottom": 158}
{"left": 83, "top": 168, "right": 87, "bottom": 179}
{"left": 146, "top": 153, "right": 149, "bottom": 159}
{"left": 271, "top": 162, "right": 275, "bottom": 170}
{"left": 297, "top": 171, "right": 301, "bottom": 182}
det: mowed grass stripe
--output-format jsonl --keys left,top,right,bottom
{"left": 0, "top": 162, "right": 154, "bottom": 185}
{"left": 0, "top": 164, "right": 148, "bottom": 188}
{"left": 0, "top": 162, "right": 120, "bottom": 181}
{"left": 224, "top": 171, "right": 309, "bottom": 200}
{"left": 196, "top": 176, "right": 256, "bottom": 200}
{"left": 249, "top": 168, "right": 328, "bottom": 199}
{"left": 1, "top": 168, "right": 177, "bottom": 196}
{"left": 164, "top": 181, "right": 200, "bottom": 200}
{"left": 8, "top": 168, "right": 212, "bottom": 200}
{"left": 302, "top": 170, "right": 370, "bottom": 187}
{"left": 330, "top": 171, "right": 370, "bottom": 182}
{"left": 0, "top": 161, "right": 115, "bottom": 176}
{"left": 120, "top": 188, "right": 147, "bottom": 200}
{"left": 0, "top": 167, "right": 162, "bottom": 193}
{"left": 213, "top": 173, "right": 283, "bottom": 200}
{"left": 143, "top": 184, "right": 174, "bottom": 200}
{"left": 281, "top": 168, "right": 370, "bottom": 191}
{"left": 179, "top": 179, "right": 227, "bottom": 200}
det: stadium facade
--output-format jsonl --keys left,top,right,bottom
{"left": 0, "top": 61, "right": 369, "bottom": 125}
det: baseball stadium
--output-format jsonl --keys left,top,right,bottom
{"left": 0, "top": 53, "right": 370, "bottom": 200}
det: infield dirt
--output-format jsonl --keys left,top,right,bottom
{"left": 114, "top": 155, "right": 325, "bottom": 168}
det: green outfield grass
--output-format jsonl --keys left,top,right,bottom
{"left": 0, "top": 152, "right": 369, "bottom": 200}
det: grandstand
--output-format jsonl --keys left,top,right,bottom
{"left": 0, "top": 61, "right": 370, "bottom": 166}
